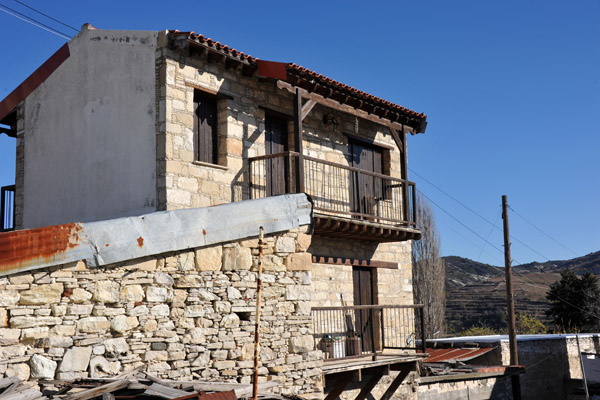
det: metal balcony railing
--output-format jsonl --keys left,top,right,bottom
{"left": 248, "top": 152, "right": 416, "bottom": 227}
{"left": 311, "top": 304, "right": 426, "bottom": 361}
{"left": 1, "top": 185, "right": 15, "bottom": 232}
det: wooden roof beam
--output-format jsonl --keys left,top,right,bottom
{"left": 277, "top": 80, "right": 415, "bottom": 134}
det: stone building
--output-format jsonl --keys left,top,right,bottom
{"left": 0, "top": 26, "right": 430, "bottom": 398}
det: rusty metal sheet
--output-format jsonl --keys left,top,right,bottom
{"left": 425, "top": 347, "right": 494, "bottom": 363}
{"left": 196, "top": 391, "right": 237, "bottom": 400}
{"left": 0, "top": 194, "right": 312, "bottom": 276}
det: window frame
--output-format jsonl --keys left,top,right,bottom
{"left": 193, "top": 89, "right": 219, "bottom": 165}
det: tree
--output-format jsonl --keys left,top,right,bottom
{"left": 546, "top": 270, "right": 600, "bottom": 332}
{"left": 516, "top": 313, "right": 546, "bottom": 334}
{"left": 412, "top": 194, "right": 445, "bottom": 338}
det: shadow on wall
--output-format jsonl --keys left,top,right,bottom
{"left": 517, "top": 339, "right": 572, "bottom": 400}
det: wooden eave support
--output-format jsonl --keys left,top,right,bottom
{"left": 324, "top": 372, "right": 354, "bottom": 400}
{"left": 277, "top": 80, "right": 416, "bottom": 134}
{"left": 301, "top": 99, "right": 317, "bottom": 121}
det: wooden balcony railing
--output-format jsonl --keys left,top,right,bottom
{"left": 1, "top": 185, "right": 15, "bottom": 232}
{"left": 248, "top": 152, "right": 416, "bottom": 227}
{"left": 311, "top": 305, "right": 426, "bottom": 361}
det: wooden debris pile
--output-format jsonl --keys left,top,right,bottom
{"left": 0, "top": 371, "right": 285, "bottom": 400}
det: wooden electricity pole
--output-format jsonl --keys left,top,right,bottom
{"left": 502, "top": 195, "right": 521, "bottom": 400}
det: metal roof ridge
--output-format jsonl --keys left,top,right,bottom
{"left": 0, "top": 194, "right": 312, "bottom": 276}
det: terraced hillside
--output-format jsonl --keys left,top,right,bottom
{"left": 444, "top": 251, "right": 600, "bottom": 332}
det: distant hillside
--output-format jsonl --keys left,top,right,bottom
{"left": 444, "top": 256, "right": 503, "bottom": 291}
{"left": 443, "top": 251, "right": 600, "bottom": 332}
{"left": 514, "top": 251, "right": 600, "bottom": 275}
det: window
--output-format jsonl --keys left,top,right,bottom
{"left": 193, "top": 90, "right": 218, "bottom": 164}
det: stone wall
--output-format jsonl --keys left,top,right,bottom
{"left": 0, "top": 227, "right": 322, "bottom": 396}
{"left": 156, "top": 43, "right": 407, "bottom": 215}
{"left": 309, "top": 236, "right": 413, "bottom": 308}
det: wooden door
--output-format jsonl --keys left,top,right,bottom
{"left": 265, "top": 116, "right": 288, "bottom": 196}
{"left": 350, "top": 141, "right": 383, "bottom": 219}
{"left": 353, "top": 266, "right": 377, "bottom": 353}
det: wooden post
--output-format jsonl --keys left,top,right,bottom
{"left": 252, "top": 227, "right": 265, "bottom": 400}
{"left": 502, "top": 195, "right": 521, "bottom": 400}
{"left": 400, "top": 125, "right": 409, "bottom": 224}
{"left": 293, "top": 88, "right": 304, "bottom": 193}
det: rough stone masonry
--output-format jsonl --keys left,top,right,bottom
{"left": 0, "top": 226, "right": 323, "bottom": 396}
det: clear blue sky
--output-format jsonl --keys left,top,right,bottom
{"left": 0, "top": 0, "right": 598, "bottom": 266}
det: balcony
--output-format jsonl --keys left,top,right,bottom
{"left": 1, "top": 185, "right": 15, "bottom": 232}
{"left": 248, "top": 152, "right": 420, "bottom": 242}
{"left": 311, "top": 305, "right": 426, "bottom": 373}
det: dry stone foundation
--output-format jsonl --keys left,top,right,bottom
{"left": 0, "top": 227, "right": 322, "bottom": 395}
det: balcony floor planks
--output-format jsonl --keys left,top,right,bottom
{"left": 313, "top": 215, "right": 420, "bottom": 243}
{"left": 321, "top": 354, "right": 426, "bottom": 375}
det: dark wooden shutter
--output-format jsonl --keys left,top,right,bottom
{"left": 194, "top": 91, "right": 218, "bottom": 164}
{"left": 349, "top": 141, "right": 384, "bottom": 217}
{"left": 265, "top": 115, "right": 288, "bottom": 196}
{"left": 353, "top": 266, "right": 378, "bottom": 353}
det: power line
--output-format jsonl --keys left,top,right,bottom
{"left": 478, "top": 210, "right": 501, "bottom": 262}
{"left": 411, "top": 168, "right": 561, "bottom": 264}
{"left": 0, "top": 2, "right": 71, "bottom": 39}
{"left": 14, "top": 0, "right": 79, "bottom": 32}
{"left": 417, "top": 189, "right": 506, "bottom": 256}
{"left": 410, "top": 168, "right": 498, "bottom": 227}
{"left": 508, "top": 205, "right": 578, "bottom": 257}
{"left": 437, "top": 215, "right": 505, "bottom": 264}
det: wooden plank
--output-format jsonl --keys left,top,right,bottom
{"left": 63, "top": 380, "right": 130, "bottom": 400}
{"left": 380, "top": 369, "right": 411, "bottom": 400}
{"left": 323, "top": 373, "right": 353, "bottom": 400}
{"left": 189, "top": 381, "right": 278, "bottom": 399}
{"left": 312, "top": 255, "right": 398, "bottom": 269}
{"left": 345, "top": 133, "right": 396, "bottom": 151}
{"left": 184, "top": 82, "right": 233, "bottom": 100}
{"left": 102, "top": 393, "right": 116, "bottom": 400}
{"left": 144, "top": 383, "right": 191, "bottom": 399}
{"left": 354, "top": 370, "right": 384, "bottom": 400}
{"left": 0, "top": 387, "right": 44, "bottom": 400}
{"left": 0, "top": 377, "right": 21, "bottom": 396}
{"left": 278, "top": 81, "right": 416, "bottom": 134}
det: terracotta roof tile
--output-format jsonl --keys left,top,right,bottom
{"left": 168, "top": 30, "right": 426, "bottom": 121}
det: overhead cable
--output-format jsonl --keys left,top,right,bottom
{"left": 0, "top": 2, "right": 71, "bottom": 39}
{"left": 14, "top": 0, "right": 79, "bottom": 32}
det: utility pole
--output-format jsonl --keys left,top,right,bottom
{"left": 502, "top": 195, "right": 521, "bottom": 400}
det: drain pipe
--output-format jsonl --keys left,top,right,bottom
{"left": 252, "top": 226, "right": 265, "bottom": 400}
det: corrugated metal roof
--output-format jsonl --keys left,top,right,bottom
{"left": 0, "top": 194, "right": 312, "bottom": 276}
{"left": 424, "top": 347, "right": 495, "bottom": 363}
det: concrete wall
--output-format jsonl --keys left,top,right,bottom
{"left": 431, "top": 334, "right": 600, "bottom": 400}
{"left": 512, "top": 335, "right": 600, "bottom": 400}
{"left": 417, "top": 376, "right": 512, "bottom": 400}
{"left": 17, "top": 28, "right": 159, "bottom": 228}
